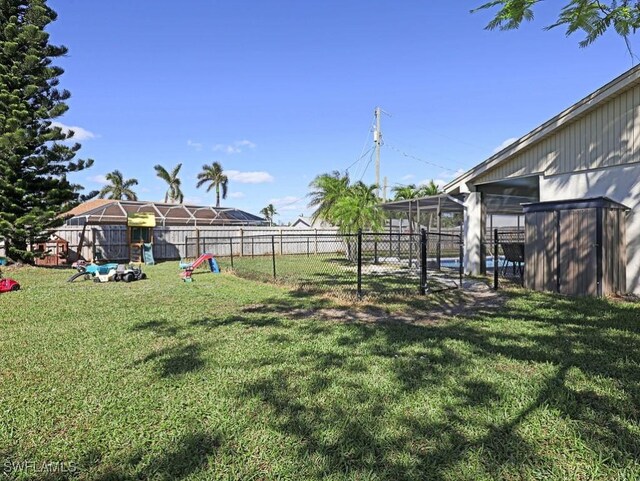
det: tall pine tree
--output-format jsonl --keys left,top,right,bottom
{"left": 0, "top": 0, "right": 93, "bottom": 261}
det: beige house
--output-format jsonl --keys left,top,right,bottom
{"left": 444, "top": 64, "right": 640, "bottom": 294}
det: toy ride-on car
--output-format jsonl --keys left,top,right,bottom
{"left": 0, "top": 270, "right": 20, "bottom": 293}
{"left": 108, "top": 264, "right": 146, "bottom": 283}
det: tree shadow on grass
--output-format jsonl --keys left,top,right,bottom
{"left": 135, "top": 343, "right": 205, "bottom": 378}
{"left": 232, "top": 289, "right": 640, "bottom": 479}
{"left": 138, "top": 431, "right": 219, "bottom": 481}
{"left": 124, "top": 285, "right": 640, "bottom": 478}
{"left": 190, "top": 314, "right": 286, "bottom": 330}
{"left": 3, "top": 432, "right": 220, "bottom": 481}
{"left": 130, "top": 319, "right": 179, "bottom": 337}
{"left": 83, "top": 431, "right": 220, "bottom": 481}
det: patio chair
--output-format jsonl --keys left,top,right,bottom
{"left": 499, "top": 242, "right": 525, "bottom": 279}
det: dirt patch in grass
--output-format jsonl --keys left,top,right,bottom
{"left": 246, "top": 279, "right": 506, "bottom": 325}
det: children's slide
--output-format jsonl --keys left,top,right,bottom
{"left": 182, "top": 253, "right": 220, "bottom": 273}
{"left": 180, "top": 254, "right": 220, "bottom": 278}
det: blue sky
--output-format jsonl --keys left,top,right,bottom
{"left": 48, "top": 0, "right": 636, "bottom": 222}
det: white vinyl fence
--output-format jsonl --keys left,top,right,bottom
{"left": 52, "top": 226, "right": 341, "bottom": 262}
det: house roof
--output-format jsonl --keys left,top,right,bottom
{"left": 65, "top": 200, "right": 265, "bottom": 226}
{"left": 64, "top": 199, "right": 114, "bottom": 218}
{"left": 444, "top": 63, "right": 640, "bottom": 193}
{"left": 292, "top": 217, "right": 312, "bottom": 227}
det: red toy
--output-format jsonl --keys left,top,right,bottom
{"left": 0, "top": 270, "right": 20, "bottom": 293}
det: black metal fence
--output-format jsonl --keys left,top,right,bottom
{"left": 491, "top": 228, "right": 525, "bottom": 289}
{"left": 184, "top": 230, "right": 463, "bottom": 297}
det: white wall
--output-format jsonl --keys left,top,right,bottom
{"left": 540, "top": 163, "right": 640, "bottom": 294}
{"left": 464, "top": 192, "right": 485, "bottom": 275}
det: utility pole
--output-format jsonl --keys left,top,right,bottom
{"left": 383, "top": 176, "right": 388, "bottom": 201}
{"left": 374, "top": 106, "right": 382, "bottom": 197}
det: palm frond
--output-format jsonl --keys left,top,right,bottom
{"left": 171, "top": 163, "right": 182, "bottom": 179}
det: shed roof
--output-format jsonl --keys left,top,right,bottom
{"left": 64, "top": 200, "right": 266, "bottom": 226}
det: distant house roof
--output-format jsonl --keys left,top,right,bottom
{"left": 64, "top": 200, "right": 266, "bottom": 226}
{"left": 65, "top": 199, "right": 114, "bottom": 218}
{"left": 291, "top": 216, "right": 333, "bottom": 229}
{"left": 291, "top": 217, "right": 312, "bottom": 228}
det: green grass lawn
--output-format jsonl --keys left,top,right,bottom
{"left": 1, "top": 263, "right": 639, "bottom": 480}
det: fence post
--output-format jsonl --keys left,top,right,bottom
{"left": 436, "top": 202, "right": 442, "bottom": 271}
{"left": 357, "top": 230, "right": 363, "bottom": 298}
{"left": 271, "top": 235, "right": 276, "bottom": 280}
{"left": 91, "top": 228, "right": 97, "bottom": 261}
{"left": 240, "top": 228, "right": 244, "bottom": 257}
{"left": 196, "top": 229, "right": 201, "bottom": 258}
{"left": 251, "top": 237, "right": 255, "bottom": 258}
{"left": 493, "top": 228, "right": 499, "bottom": 290}
{"left": 459, "top": 235, "right": 464, "bottom": 287}
{"left": 307, "top": 237, "right": 310, "bottom": 257}
{"left": 229, "top": 237, "right": 234, "bottom": 268}
{"left": 314, "top": 229, "right": 318, "bottom": 255}
{"left": 279, "top": 229, "right": 283, "bottom": 255}
{"left": 420, "top": 229, "right": 427, "bottom": 295}
{"left": 374, "top": 239, "right": 378, "bottom": 264}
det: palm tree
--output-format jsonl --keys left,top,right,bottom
{"left": 415, "top": 180, "right": 442, "bottom": 229}
{"left": 392, "top": 184, "right": 419, "bottom": 201}
{"left": 391, "top": 180, "right": 440, "bottom": 201}
{"left": 331, "top": 181, "right": 385, "bottom": 234}
{"left": 154, "top": 163, "right": 184, "bottom": 203}
{"left": 196, "top": 162, "right": 228, "bottom": 207}
{"left": 307, "top": 171, "right": 350, "bottom": 224}
{"left": 417, "top": 179, "right": 441, "bottom": 197}
{"left": 260, "top": 203, "right": 278, "bottom": 226}
{"left": 98, "top": 170, "right": 138, "bottom": 200}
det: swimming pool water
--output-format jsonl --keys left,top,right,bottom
{"left": 439, "top": 256, "right": 521, "bottom": 269}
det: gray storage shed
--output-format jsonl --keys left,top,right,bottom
{"left": 523, "top": 197, "right": 628, "bottom": 297}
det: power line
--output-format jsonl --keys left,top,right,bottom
{"left": 387, "top": 134, "right": 470, "bottom": 170}
{"left": 345, "top": 113, "right": 377, "bottom": 176}
{"left": 384, "top": 143, "right": 458, "bottom": 174}
{"left": 359, "top": 148, "right": 376, "bottom": 182}
{"left": 345, "top": 146, "right": 375, "bottom": 174}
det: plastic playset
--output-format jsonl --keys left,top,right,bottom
{"left": 179, "top": 253, "right": 219, "bottom": 282}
